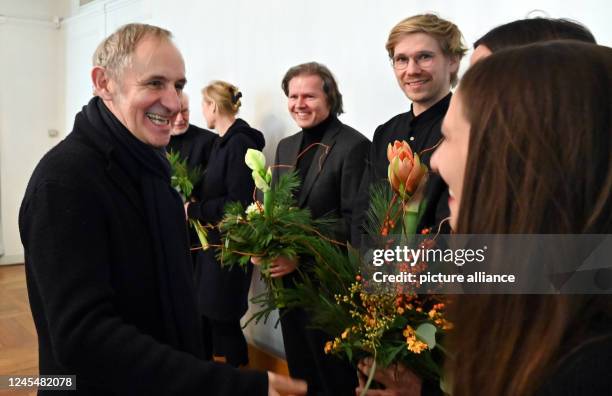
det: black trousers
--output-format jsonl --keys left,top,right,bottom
{"left": 202, "top": 316, "right": 249, "bottom": 367}
{"left": 280, "top": 307, "right": 357, "bottom": 396}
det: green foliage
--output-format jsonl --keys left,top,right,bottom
{"left": 218, "top": 171, "right": 336, "bottom": 321}
{"left": 167, "top": 149, "right": 203, "bottom": 200}
{"left": 364, "top": 181, "right": 402, "bottom": 236}
{"left": 219, "top": 161, "right": 447, "bottom": 388}
{"left": 167, "top": 149, "right": 208, "bottom": 249}
{"left": 282, "top": 180, "right": 448, "bottom": 385}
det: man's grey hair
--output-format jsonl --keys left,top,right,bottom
{"left": 92, "top": 23, "right": 172, "bottom": 78}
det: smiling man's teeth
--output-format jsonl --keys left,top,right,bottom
{"left": 146, "top": 112, "right": 169, "bottom": 125}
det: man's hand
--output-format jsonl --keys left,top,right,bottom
{"left": 355, "top": 358, "right": 422, "bottom": 396}
{"left": 268, "top": 371, "right": 307, "bottom": 396}
{"left": 250, "top": 256, "right": 298, "bottom": 278}
{"left": 269, "top": 256, "right": 298, "bottom": 278}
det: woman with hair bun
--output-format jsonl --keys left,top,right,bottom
{"left": 186, "top": 80, "right": 265, "bottom": 367}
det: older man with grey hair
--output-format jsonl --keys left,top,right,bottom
{"left": 19, "top": 23, "right": 305, "bottom": 396}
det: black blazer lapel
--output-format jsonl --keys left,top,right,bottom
{"left": 275, "top": 131, "right": 303, "bottom": 183}
{"left": 298, "top": 122, "right": 341, "bottom": 207}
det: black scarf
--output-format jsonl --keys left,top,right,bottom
{"left": 79, "top": 97, "right": 203, "bottom": 357}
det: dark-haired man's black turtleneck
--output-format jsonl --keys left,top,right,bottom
{"left": 295, "top": 115, "right": 336, "bottom": 187}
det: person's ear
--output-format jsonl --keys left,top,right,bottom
{"left": 91, "top": 66, "right": 115, "bottom": 100}
{"left": 448, "top": 55, "right": 460, "bottom": 74}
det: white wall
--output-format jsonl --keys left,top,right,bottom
{"left": 3, "top": 0, "right": 611, "bottom": 353}
{"left": 0, "top": 0, "right": 69, "bottom": 264}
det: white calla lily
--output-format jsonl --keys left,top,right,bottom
{"left": 245, "top": 149, "right": 266, "bottom": 172}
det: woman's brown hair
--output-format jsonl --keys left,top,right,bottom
{"left": 447, "top": 41, "right": 612, "bottom": 395}
{"left": 474, "top": 17, "right": 596, "bottom": 52}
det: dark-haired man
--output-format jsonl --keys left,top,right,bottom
{"left": 266, "top": 62, "right": 370, "bottom": 395}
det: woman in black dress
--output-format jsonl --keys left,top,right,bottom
{"left": 186, "top": 80, "right": 265, "bottom": 367}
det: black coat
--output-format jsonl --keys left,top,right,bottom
{"left": 167, "top": 124, "right": 217, "bottom": 201}
{"left": 19, "top": 102, "right": 267, "bottom": 395}
{"left": 168, "top": 124, "right": 217, "bottom": 249}
{"left": 187, "top": 118, "right": 265, "bottom": 321}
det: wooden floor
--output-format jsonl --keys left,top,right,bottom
{"left": 0, "top": 265, "right": 37, "bottom": 396}
{"left": 0, "top": 264, "right": 287, "bottom": 395}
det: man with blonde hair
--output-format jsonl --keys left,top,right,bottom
{"left": 352, "top": 14, "right": 467, "bottom": 244}
{"left": 20, "top": 23, "right": 305, "bottom": 396}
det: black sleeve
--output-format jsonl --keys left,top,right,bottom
{"left": 200, "top": 132, "right": 217, "bottom": 168}
{"left": 272, "top": 140, "right": 283, "bottom": 186}
{"left": 350, "top": 129, "right": 381, "bottom": 247}
{"left": 417, "top": 174, "right": 451, "bottom": 234}
{"left": 188, "top": 136, "right": 256, "bottom": 224}
{"left": 20, "top": 181, "right": 268, "bottom": 395}
{"left": 191, "top": 133, "right": 218, "bottom": 201}
{"left": 340, "top": 138, "right": 371, "bottom": 244}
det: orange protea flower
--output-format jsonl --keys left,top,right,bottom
{"left": 387, "top": 140, "right": 428, "bottom": 200}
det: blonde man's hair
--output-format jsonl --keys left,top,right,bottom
{"left": 92, "top": 23, "right": 172, "bottom": 78}
{"left": 202, "top": 80, "right": 242, "bottom": 116}
{"left": 386, "top": 14, "right": 467, "bottom": 86}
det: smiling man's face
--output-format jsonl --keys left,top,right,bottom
{"left": 392, "top": 32, "right": 457, "bottom": 115}
{"left": 106, "top": 34, "right": 186, "bottom": 147}
{"left": 286, "top": 73, "right": 331, "bottom": 129}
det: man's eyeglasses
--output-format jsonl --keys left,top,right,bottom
{"left": 391, "top": 52, "right": 436, "bottom": 70}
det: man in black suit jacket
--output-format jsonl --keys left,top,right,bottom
{"left": 268, "top": 62, "right": 370, "bottom": 395}
{"left": 18, "top": 23, "right": 304, "bottom": 396}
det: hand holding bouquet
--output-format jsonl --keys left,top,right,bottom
{"left": 218, "top": 149, "right": 334, "bottom": 321}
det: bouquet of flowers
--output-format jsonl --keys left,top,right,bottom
{"left": 286, "top": 140, "right": 452, "bottom": 393}
{"left": 218, "top": 149, "right": 335, "bottom": 322}
{"left": 166, "top": 149, "right": 209, "bottom": 250}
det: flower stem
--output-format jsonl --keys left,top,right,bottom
{"left": 261, "top": 259, "right": 285, "bottom": 308}
{"left": 360, "top": 350, "right": 377, "bottom": 396}
{"left": 263, "top": 189, "right": 274, "bottom": 219}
